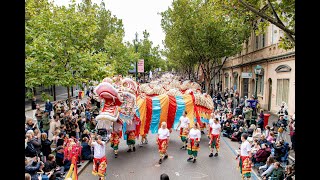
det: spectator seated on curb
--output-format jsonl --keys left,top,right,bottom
{"left": 250, "top": 139, "right": 260, "bottom": 156}
{"left": 43, "top": 154, "right": 65, "bottom": 179}
{"left": 222, "top": 122, "right": 232, "bottom": 138}
{"left": 237, "top": 115, "right": 245, "bottom": 127}
{"left": 264, "top": 162, "right": 284, "bottom": 180}
{"left": 231, "top": 117, "right": 239, "bottom": 130}
{"left": 259, "top": 156, "right": 276, "bottom": 178}
{"left": 55, "top": 146, "right": 71, "bottom": 172}
{"left": 231, "top": 127, "right": 244, "bottom": 143}
{"left": 272, "top": 140, "right": 287, "bottom": 162}
{"left": 266, "top": 131, "right": 276, "bottom": 146}
{"left": 252, "top": 128, "right": 262, "bottom": 141}
{"left": 252, "top": 143, "right": 271, "bottom": 167}
{"left": 264, "top": 125, "right": 271, "bottom": 138}
{"left": 284, "top": 165, "right": 295, "bottom": 180}
{"left": 247, "top": 124, "right": 256, "bottom": 137}
{"left": 258, "top": 135, "right": 268, "bottom": 145}
{"left": 81, "top": 137, "right": 94, "bottom": 162}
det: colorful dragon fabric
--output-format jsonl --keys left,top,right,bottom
{"left": 93, "top": 76, "right": 138, "bottom": 130}
{"left": 136, "top": 73, "right": 214, "bottom": 135}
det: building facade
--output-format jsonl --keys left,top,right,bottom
{"left": 221, "top": 24, "right": 295, "bottom": 115}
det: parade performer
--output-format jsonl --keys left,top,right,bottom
{"left": 207, "top": 113, "right": 214, "bottom": 139}
{"left": 125, "top": 120, "right": 138, "bottom": 152}
{"left": 110, "top": 120, "right": 122, "bottom": 158}
{"left": 187, "top": 122, "right": 201, "bottom": 163}
{"left": 157, "top": 122, "right": 170, "bottom": 164}
{"left": 237, "top": 133, "right": 252, "bottom": 179}
{"left": 209, "top": 118, "right": 221, "bottom": 157}
{"left": 89, "top": 134, "right": 107, "bottom": 180}
{"left": 200, "top": 122, "right": 206, "bottom": 135}
{"left": 176, "top": 111, "right": 190, "bottom": 150}
{"left": 139, "top": 134, "right": 148, "bottom": 147}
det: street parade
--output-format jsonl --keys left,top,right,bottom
{"left": 25, "top": 0, "right": 295, "bottom": 179}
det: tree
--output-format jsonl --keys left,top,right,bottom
{"left": 25, "top": 0, "right": 124, "bottom": 108}
{"left": 135, "top": 30, "right": 166, "bottom": 78}
{"left": 212, "top": 0, "right": 295, "bottom": 49}
{"left": 161, "top": 0, "right": 252, "bottom": 93}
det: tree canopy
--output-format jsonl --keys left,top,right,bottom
{"left": 161, "top": 0, "right": 252, "bottom": 93}
{"left": 25, "top": 0, "right": 142, "bottom": 106}
{"left": 211, "top": 0, "right": 295, "bottom": 49}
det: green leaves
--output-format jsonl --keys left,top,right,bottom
{"left": 25, "top": 0, "right": 129, "bottom": 90}
{"left": 221, "top": 0, "right": 295, "bottom": 49}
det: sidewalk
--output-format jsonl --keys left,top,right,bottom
{"left": 264, "top": 111, "right": 295, "bottom": 160}
{"left": 25, "top": 89, "right": 80, "bottom": 111}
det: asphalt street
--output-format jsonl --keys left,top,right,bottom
{"left": 79, "top": 129, "right": 260, "bottom": 180}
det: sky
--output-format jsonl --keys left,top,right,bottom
{"left": 53, "top": 0, "right": 173, "bottom": 50}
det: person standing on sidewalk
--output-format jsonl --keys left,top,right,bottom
{"left": 42, "top": 110, "right": 51, "bottom": 135}
{"left": 31, "top": 96, "right": 37, "bottom": 120}
{"left": 289, "top": 116, "right": 295, "bottom": 151}
{"left": 35, "top": 104, "right": 44, "bottom": 130}
{"left": 48, "top": 115, "right": 61, "bottom": 140}
{"left": 243, "top": 106, "right": 253, "bottom": 128}
{"left": 45, "top": 99, "right": 53, "bottom": 117}
{"left": 176, "top": 111, "right": 190, "bottom": 150}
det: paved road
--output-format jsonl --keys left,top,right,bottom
{"left": 79, "top": 130, "right": 260, "bottom": 180}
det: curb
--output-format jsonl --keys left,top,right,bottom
{"left": 78, "top": 160, "right": 91, "bottom": 175}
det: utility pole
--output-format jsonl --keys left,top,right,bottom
{"left": 134, "top": 32, "right": 138, "bottom": 82}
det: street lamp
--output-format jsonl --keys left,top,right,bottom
{"left": 133, "top": 32, "right": 139, "bottom": 82}
{"left": 251, "top": 65, "right": 262, "bottom": 125}
{"left": 254, "top": 65, "right": 262, "bottom": 99}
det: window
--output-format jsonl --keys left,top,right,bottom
{"left": 262, "top": 34, "right": 266, "bottom": 48}
{"left": 258, "top": 75, "right": 264, "bottom": 94}
{"left": 234, "top": 77, "right": 238, "bottom": 91}
{"left": 276, "top": 79, "right": 289, "bottom": 106}
{"left": 255, "top": 36, "right": 259, "bottom": 50}
{"left": 225, "top": 76, "right": 229, "bottom": 89}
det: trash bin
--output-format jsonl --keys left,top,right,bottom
{"left": 78, "top": 91, "right": 83, "bottom": 99}
{"left": 264, "top": 114, "right": 271, "bottom": 129}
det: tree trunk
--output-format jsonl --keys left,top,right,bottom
{"left": 205, "top": 78, "right": 213, "bottom": 95}
{"left": 53, "top": 85, "right": 56, "bottom": 101}
{"left": 67, "top": 86, "right": 71, "bottom": 109}
{"left": 32, "top": 87, "right": 36, "bottom": 96}
{"left": 196, "top": 64, "right": 201, "bottom": 82}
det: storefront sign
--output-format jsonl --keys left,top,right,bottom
{"left": 241, "top": 72, "right": 253, "bottom": 78}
